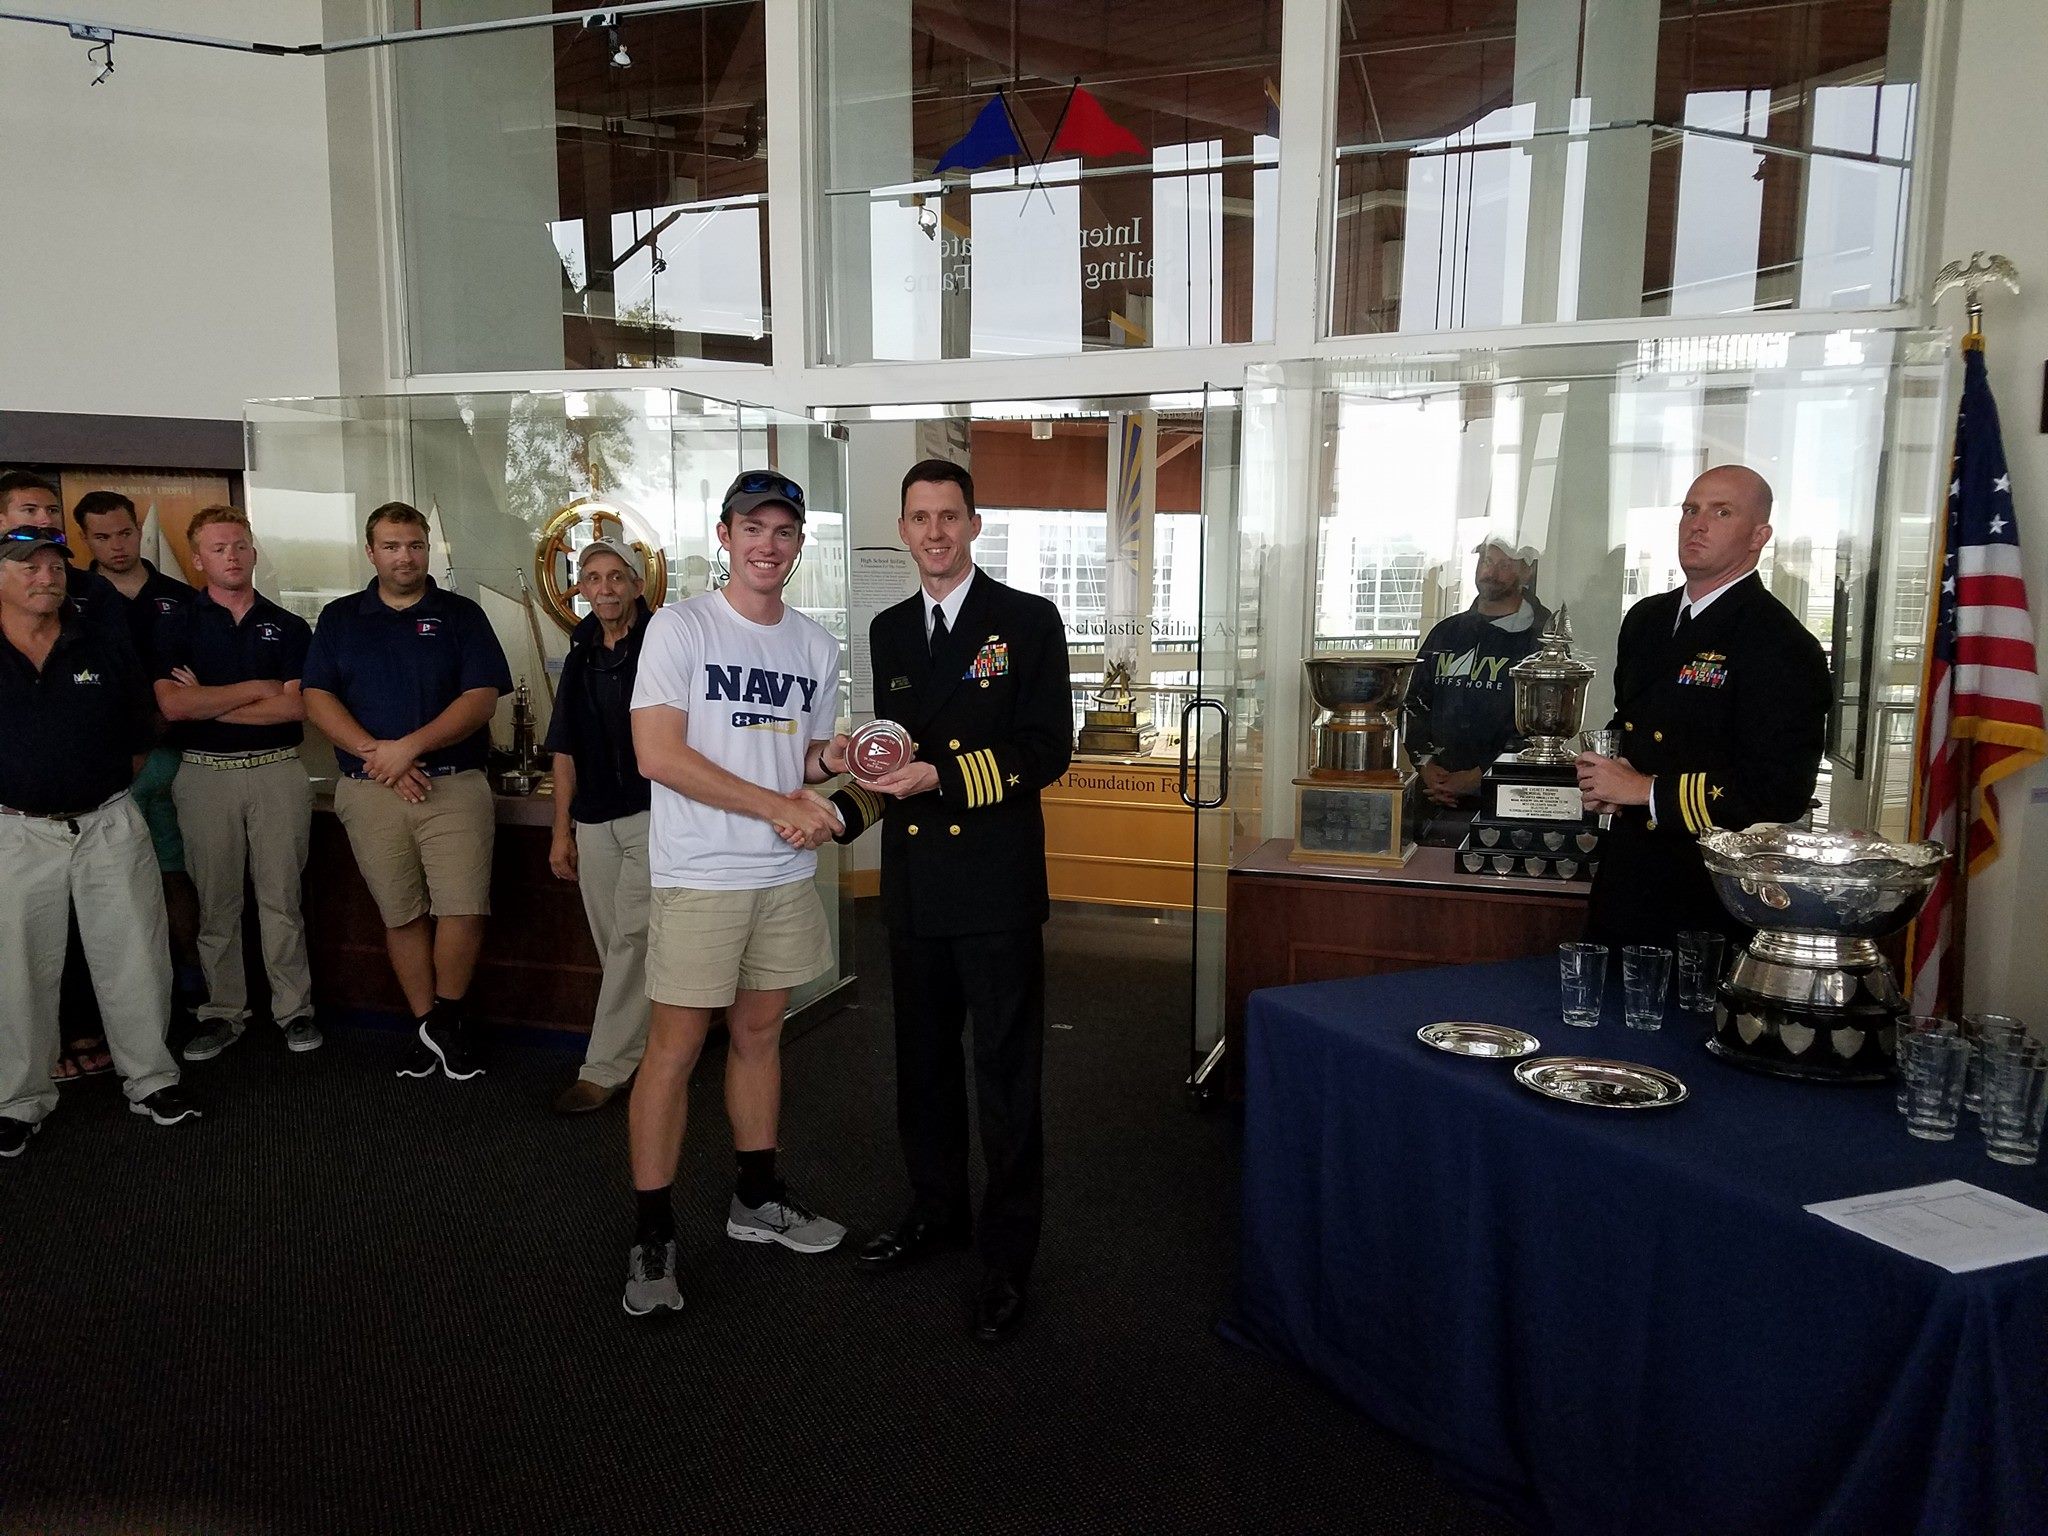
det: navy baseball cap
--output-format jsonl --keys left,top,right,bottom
{"left": 721, "top": 470, "right": 806, "bottom": 523}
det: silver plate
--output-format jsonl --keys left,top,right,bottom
{"left": 1417, "top": 1021, "right": 1542, "bottom": 1059}
{"left": 1512, "top": 1056, "right": 1689, "bottom": 1109}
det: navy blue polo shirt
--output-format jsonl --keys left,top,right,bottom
{"left": 153, "top": 589, "right": 313, "bottom": 753}
{"left": 63, "top": 561, "right": 133, "bottom": 648}
{"left": 94, "top": 559, "right": 193, "bottom": 674}
{"left": 543, "top": 605, "right": 653, "bottom": 825}
{"left": 0, "top": 615, "right": 155, "bottom": 813}
{"left": 302, "top": 578, "right": 512, "bottom": 775}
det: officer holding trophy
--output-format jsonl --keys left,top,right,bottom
{"left": 1576, "top": 465, "right": 1830, "bottom": 945}
{"left": 828, "top": 458, "right": 1073, "bottom": 1344}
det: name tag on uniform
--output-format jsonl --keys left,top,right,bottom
{"left": 966, "top": 640, "right": 1010, "bottom": 680}
{"left": 1678, "top": 651, "right": 1728, "bottom": 688}
{"left": 888, "top": 675, "right": 912, "bottom": 691}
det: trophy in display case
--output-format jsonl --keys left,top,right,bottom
{"left": 1290, "top": 654, "right": 1420, "bottom": 868}
{"left": 494, "top": 678, "right": 544, "bottom": 796}
{"left": 1456, "top": 609, "right": 1603, "bottom": 880}
{"left": 1078, "top": 661, "right": 1156, "bottom": 755}
{"left": 1700, "top": 826, "right": 1944, "bottom": 1082}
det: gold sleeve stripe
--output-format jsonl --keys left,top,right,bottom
{"left": 848, "top": 785, "right": 884, "bottom": 827}
{"left": 1685, "top": 773, "right": 1708, "bottom": 834}
{"left": 959, "top": 751, "right": 990, "bottom": 809}
{"left": 1696, "top": 775, "right": 1716, "bottom": 830}
{"left": 978, "top": 750, "right": 1004, "bottom": 804}
{"left": 1679, "top": 773, "right": 1698, "bottom": 834}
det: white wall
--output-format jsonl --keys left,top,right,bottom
{"left": 0, "top": 1, "right": 340, "bottom": 422}
{"left": 1935, "top": 0, "right": 2048, "bottom": 1019}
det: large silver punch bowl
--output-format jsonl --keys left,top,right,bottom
{"left": 1699, "top": 825, "right": 1944, "bottom": 940}
{"left": 1304, "top": 654, "right": 1417, "bottom": 715}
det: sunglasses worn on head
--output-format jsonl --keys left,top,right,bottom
{"left": 733, "top": 472, "right": 804, "bottom": 507}
{"left": 2, "top": 526, "right": 65, "bottom": 546}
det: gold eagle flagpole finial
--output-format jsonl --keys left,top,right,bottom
{"left": 1932, "top": 251, "right": 2020, "bottom": 350}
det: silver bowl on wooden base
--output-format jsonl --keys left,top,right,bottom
{"left": 1700, "top": 825, "right": 1945, "bottom": 1082}
{"left": 1303, "top": 654, "right": 1417, "bottom": 779}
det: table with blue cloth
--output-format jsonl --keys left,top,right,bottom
{"left": 1223, "top": 955, "right": 2048, "bottom": 1536}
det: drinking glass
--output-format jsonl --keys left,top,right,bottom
{"left": 1980, "top": 1041, "right": 2048, "bottom": 1165}
{"left": 1559, "top": 943, "right": 1608, "bottom": 1028}
{"left": 1621, "top": 946, "right": 1672, "bottom": 1031}
{"left": 1962, "top": 1013, "right": 2028, "bottom": 1114}
{"left": 1674, "top": 931, "right": 1726, "bottom": 1014}
{"left": 1902, "top": 1032, "right": 1971, "bottom": 1140}
{"left": 1895, "top": 1016, "right": 1957, "bottom": 1116}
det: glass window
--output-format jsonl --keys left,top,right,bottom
{"left": 1328, "top": 0, "right": 1917, "bottom": 337}
{"left": 395, "top": 2, "right": 771, "bottom": 375}
{"left": 816, "top": 0, "right": 1282, "bottom": 362}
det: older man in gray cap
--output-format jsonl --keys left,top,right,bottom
{"left": 1405, "top": 534, "right": 1552, "bottom": 814}
{"left": 546, "top": 537, "right": 657, "bottom": 1114}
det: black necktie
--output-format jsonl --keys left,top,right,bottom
{"left": 930, "top": 604, "right": 949, "bottom": 658}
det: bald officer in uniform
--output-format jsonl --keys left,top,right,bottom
{"left": 1576, "top": 465, "right": 1830, "bottom": 946}
{"left": 828, "top": 458, "right": 1072, "bottom": 1343}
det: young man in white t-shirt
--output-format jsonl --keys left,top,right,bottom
{"left": 620, "top": 471, "right": 853, "bottom": 1316}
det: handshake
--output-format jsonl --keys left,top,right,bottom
{"left": 773, "top": 787, "right": 844, "bottom": 851}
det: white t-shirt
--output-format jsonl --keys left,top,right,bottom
{"left": 630, "top": 590, "right": 841, "bottom": 890}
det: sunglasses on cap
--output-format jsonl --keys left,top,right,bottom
{"left": 2, "top": 526, "right": 66, "bottom": 546}
{"left": 729, "top": 472, "right": 804, "bottom": 508}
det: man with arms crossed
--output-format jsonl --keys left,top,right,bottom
{"left": 155, "top": 506, "right": 320, "bottom": 1060}
{"left": 546, "top": 537, "right": 656, "bottom": 1114}
{"left": 75, "top": 489, "right": 203, "bottom": 1025}
{"left": 0, "top": 530, "right": 196, "bottom": 1158}
{"left": 303, "top": 502, "right": 512, "bottom": 1081}
{"left": 621, "top": 471, "right": 850, "bottom": 1316}
{"left": 827, "top": 459, "right": 1073, "bottom": 1343}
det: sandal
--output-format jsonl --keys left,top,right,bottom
{"left": 69, "top": 1038, "right": 114, "bottom": 1077}
{"left": 52, "top": 1051, "right": 83, "bottom": 1083}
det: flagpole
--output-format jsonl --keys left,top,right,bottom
{"left": 1020, "top": 78, "right": 1080, "bottom": 216}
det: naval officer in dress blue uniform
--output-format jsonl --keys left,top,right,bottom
{"left": 1576, "top": 465, "right": 1831, "bottom": 947}
{"left": 828, "top": 458, "right": 1073, "bottom": 1343}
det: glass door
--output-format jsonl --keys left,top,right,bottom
{"left": 1184, "top": 386, "right": 1258, "bottom": 1100}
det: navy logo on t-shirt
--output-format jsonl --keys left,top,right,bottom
{"left": 703, "top": 664, "right": 821, "bottom": 714}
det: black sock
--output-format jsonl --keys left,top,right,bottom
{"left": 735, "top": 1148, "right": 780, "bottom": 1208}
{"left": 635, "top": 1187, "right": 674, "bottom": 1248}
{"left": 433, "top": 996, "right": 464, "bottom": 1023}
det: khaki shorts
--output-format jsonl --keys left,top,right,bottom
{"left": 333, "top": 770, "right": 495, "bottom": 927}
{"left": 646, "top": 879, "right": 834, "bottom": 1009}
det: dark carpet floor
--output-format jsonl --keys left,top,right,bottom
{"left": 0, "top": 901, "right": 1519, "bottom": 1536}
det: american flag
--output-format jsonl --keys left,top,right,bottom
{"left": 1907, "top": 345, "right": 2047, "bottom": 1016}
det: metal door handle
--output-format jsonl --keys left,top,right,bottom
{"left": 1178, "top": 697, "right": 1230, "bottom": 809}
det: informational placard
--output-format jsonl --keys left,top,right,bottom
{"left": 848, "top": 546, "right": 920, "bottom": 719}
{"left": 1497, "top": 783, "right": 1585, "bottom": 822}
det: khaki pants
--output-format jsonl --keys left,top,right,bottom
{"left": 173, "top": 756, "right": 314, "bottom": 1026}
{"left": 0, "top": 794, "right": 179, "bottom": 1124}
{"left": 574, "top": 811, "right": 652, "bottom": 1088}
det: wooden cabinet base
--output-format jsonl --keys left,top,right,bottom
{"left": 1223, "top": 838, "right": 1588, "bottom": 1102}
{"left": 307, "top": 810, "right": 602, "bottom": 1033}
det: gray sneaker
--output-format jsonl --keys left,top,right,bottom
{"left": 181, "top": 1020, "right": 245, "bottom": 1062}
{"left": 281, "top": 1018, "right": 324, "bottom": 1053}
{"left": 726, "top": 1190, "right": 847, "bottom": 1254}
{"left": 622, "top": 1239, "right": 684, "bottom": 1316}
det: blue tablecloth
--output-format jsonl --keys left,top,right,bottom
{"left": 1224, "top": 956, "right": 2048, "bottom": 1536}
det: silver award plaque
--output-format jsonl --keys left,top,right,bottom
{"left": 848, "top": 718, "right": 914, "bottom": 780}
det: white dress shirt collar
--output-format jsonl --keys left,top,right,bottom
{"left": 924, "top": 566, "right": 977, "bottom": 639}
{"left": 1675, "top": 568, "right": 1755, "bottom": 629}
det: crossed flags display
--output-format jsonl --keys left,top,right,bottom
{"left": 930, "top": 82, "right": 1144, "bottom": 178}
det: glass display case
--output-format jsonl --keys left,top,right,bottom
{"left": 243, "top": 386, "right": 853, "bottom": 1012}
{"left": 1186, "top": 325, "right": 1954, "bottom": 1062}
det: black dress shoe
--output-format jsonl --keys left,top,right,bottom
{"left": 855, "top": 1214, "right": 971, "bottom": 1270}
{"left": 971, "top": 1274, "right": 1028, "bottom": 1343}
